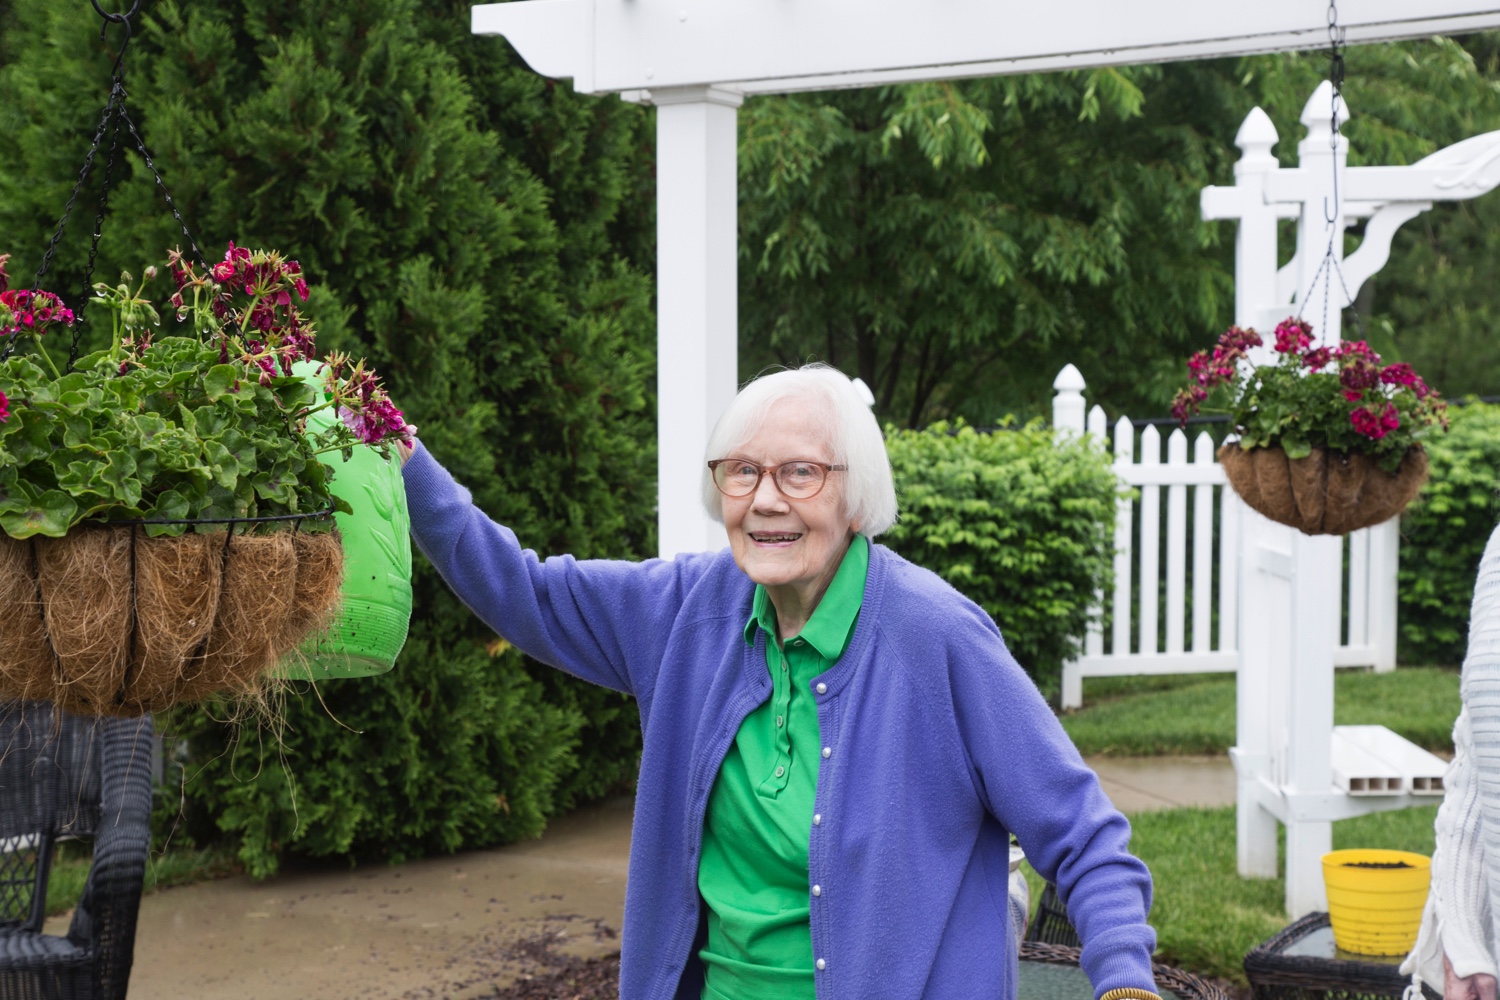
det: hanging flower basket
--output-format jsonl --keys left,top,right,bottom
{"left": 0, "top": 526, "right": 342, "bottom": 716}
{"left": 0, "top": 245, "right": 413, "bottom": 714}
{"left": 1216, "top": 442, "right": 1428, "bottom": 536}
{"left": 1174, "top": 319, "right": 1447, "bottom": 537}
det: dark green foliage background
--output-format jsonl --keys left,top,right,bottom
{"left": 0, "top": 0, "right": 654, "bottom": 875}
{"left": 1397, "top": 402, "right": 1500, "bottom": 668}
{"left": 883, "top": 422, "right": 1118, "bottom": 701}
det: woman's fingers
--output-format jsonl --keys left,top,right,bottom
{"left": 1445, "top": 954, "right": 1499, "bottom": 1000}
{"left": 397, "top": 426, "right": 417, "bottom": 466}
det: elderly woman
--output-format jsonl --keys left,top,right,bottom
{"left": 399, "top": 364, "right": 1160, "bottom": 1000}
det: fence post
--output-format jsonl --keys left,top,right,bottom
{"left": 1052, "top": 365, "right": 1086, "bottom": 441}
{"left": 1370, "top": 519, "right": 1399, "bottom": 672}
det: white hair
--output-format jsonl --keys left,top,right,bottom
{"left": 701, "top": 364, "right": 899, "bottom": 537}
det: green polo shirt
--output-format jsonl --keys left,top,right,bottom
{"left": 698, "top": 534, "right": 869, "bottom": 1000}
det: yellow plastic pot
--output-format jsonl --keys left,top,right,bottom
{"left": 1322, "top": 849, "right": 1431, "bottom": 956}
{"left": 279, "top": 361, "right": 413, "bottom": 680}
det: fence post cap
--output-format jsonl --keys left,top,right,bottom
{"left": 1053, "top": 364, "right": 1085, "bottom": 392}
{"left": 1235, "top": 106, "right": 1278, "bottom": 153}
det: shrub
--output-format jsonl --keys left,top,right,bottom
{"left": 160, "top": 637, "right": 638, "bottom": 880}
{"left": 882, "top": 420, "right": 1118, "bottom": 700}
{"left": 0, "top": 0, "right": 653, "bottom": 875}
{"left": 1397, "top": 400, "right": 1500, "bottom": 665}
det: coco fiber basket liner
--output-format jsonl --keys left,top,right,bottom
{"left": 1217, "top": 443, "right": 1429, "bottom": 536}
{"left": 0, "top": 526, "right": 343, "bottom": 716}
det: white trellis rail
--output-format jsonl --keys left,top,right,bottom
{"left": 1052, "top": 365, "right": 1398, "bottom": 711}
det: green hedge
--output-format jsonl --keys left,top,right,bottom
{"left": 1397, "top": 401, "right": 1500, "bottom": 666}
{"left": 0, "top": 0, "right": 656, "bottom": 877}
{"left": 883, "top": 421, "right": 1118, "bottom": 700}
{"left": 161, "top": 637, "right": 639, "bottom": 880}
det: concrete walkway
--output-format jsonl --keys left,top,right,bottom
{"left": 91, "top": 754, "right": 1234, "bottom": 999}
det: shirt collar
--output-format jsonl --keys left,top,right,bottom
{"left": 742, "top": 534, "right": 869, "bottom": 661}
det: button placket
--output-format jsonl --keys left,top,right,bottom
{"left": 759, "top": 639, "right": 794, "bottom": 793}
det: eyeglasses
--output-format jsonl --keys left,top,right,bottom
{"left": 707, "top": 459, "right": 847, "bottom": 499}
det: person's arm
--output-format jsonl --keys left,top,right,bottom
{"left": 943, "top": 613, "right": 1158, "bottom": 1000}
{"left": 1430, "top": 708, "right": 1498, "bottom": 998}
{"left": 400, "top": 439, "right": 711, "bottom": 697}
{"left": 1433, "top": 523, "right": 1500, "bottom": 1000}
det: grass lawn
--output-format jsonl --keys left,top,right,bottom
{"left": 1061, "top": 666, "right": 1461, "bottom": 756}
{"left": 44, "top": 842, "right": 240, "bottom": 919}
{"left": 1023, "top": 802, "right": 1439, "bottom": 984}
{"left": 1030, "top": 664, "right": 1457, "bottom": 983}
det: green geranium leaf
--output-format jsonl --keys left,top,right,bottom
{"left": 203, "top": 365, "right": 240, "bottom": 400}
{"left": 1281, "top": 435, "right": 1312, "bottom": 460}
{"left": 150, "top": 488, "right": 191, "bottom": 522}
{"left": 1, "top": 489, "right": 78, "bottom": 539}
{"left": 204, "top": 440, "right": 239, "bottom": 488}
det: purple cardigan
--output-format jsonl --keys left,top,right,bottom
{"left": 403, "top": 445, "right": 1157, "bottom": 1000}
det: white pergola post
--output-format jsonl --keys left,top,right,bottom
{"left": 654, "top": 86, "right": 743, "bottom": 557}
{"left": 1204, "top": 107, "right": 1284, "bottom": 881}
{"left": 1277, "top": 84, "right": 1351, "bottom": 918}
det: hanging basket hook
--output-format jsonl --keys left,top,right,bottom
{"left": 90, "top": 0, "right": 142, "bottom": 81}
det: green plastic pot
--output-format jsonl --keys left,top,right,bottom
{"left": 280, "top": 361, "right": 412, "bottom": 680}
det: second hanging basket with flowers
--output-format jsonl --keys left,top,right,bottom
{"left": 1172, "top": 318, "right": 1446, "bottom": 536}
{"left": 0, "top": 245, "right": 413, "bottom": 717}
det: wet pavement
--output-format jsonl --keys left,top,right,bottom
{"left": 1089, "top": 755, "right": 1239, "bottom": 814}
{"left": 89, "top": 755, "right": 1234, "bottom": 999}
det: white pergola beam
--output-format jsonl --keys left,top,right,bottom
{"left": 474, "top": 0, "right": 1500, "bottom": 97}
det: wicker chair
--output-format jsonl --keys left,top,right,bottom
{"left": 0, "top": 702, "right": 154, "bottom": 1000}
{"left": 1025, "top": 883, "right": 1083, "bottom": 949}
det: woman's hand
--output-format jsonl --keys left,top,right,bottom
{"left": 397, "top": 425, "right": 418, "bottom": 466}
{"left": 1447, "top": 953, "right": 1498, "bottom": 1000}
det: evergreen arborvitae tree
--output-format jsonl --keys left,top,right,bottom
{"left": 0, "top": 0, "right": 654, "bottom": 876}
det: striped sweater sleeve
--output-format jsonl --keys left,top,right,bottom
{"left": 1408, "top": 527, "right": 1500, "bottom": 986}
{"left": 1435, "top": 708, "right": 1496, "bottom": 981}
{"left": 1464, "top": 526, "right": 1500, "bottom": 978}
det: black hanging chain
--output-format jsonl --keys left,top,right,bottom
{"left": 0, "top": 84, "right": 124, "bottom": 363}
{"left": 118, "top": 104, "right": 209, "bottom": 272}
{"left": 1327, "top": 0, "right": 1346, "bottom": 97}
{"left": 92, "top": 0, "right": 142, "bottom": 82}
{"left": 3, "top": 0, "right": 211, "bottom": 369}
{"left": 1298, "top": 0, "right": 1368, "bottom": 343}
{"left": 70, "top": 85, "right": 126, "bottom": 369}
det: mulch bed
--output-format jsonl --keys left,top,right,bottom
{"left": 483, "top": 951, "right": 621, "bottom": 1000}
{"left": 400, "top": 914, "right": 621, "bottom": 1000}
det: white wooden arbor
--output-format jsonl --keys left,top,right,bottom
{"left": 1202, "top": 83, "right": 1500, "bottom": 916}
{"left": 472, "top": 0, "right": 1500, "bottom": 558}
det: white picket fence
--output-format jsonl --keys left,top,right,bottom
{"left": 1053, "top": 366, "right": 1398, "bottom": 710}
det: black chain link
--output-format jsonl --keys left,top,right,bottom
{"left": 1327, "top": 0, "right": 1346, "bottom": 94}
{"left": 0, "top": 86, "right": 122, "bottom": 363}
{"left": 70, "top": 82, "right": 127, "bottom": 369}
{"left": 118, "top": 104, "right": 208, "bottom": 271}
{"left": 4, "top": 2, "right": 210, "bottom": 370}
{"left": 1298, "top": 0, "right": 1367, "bottom": 344}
